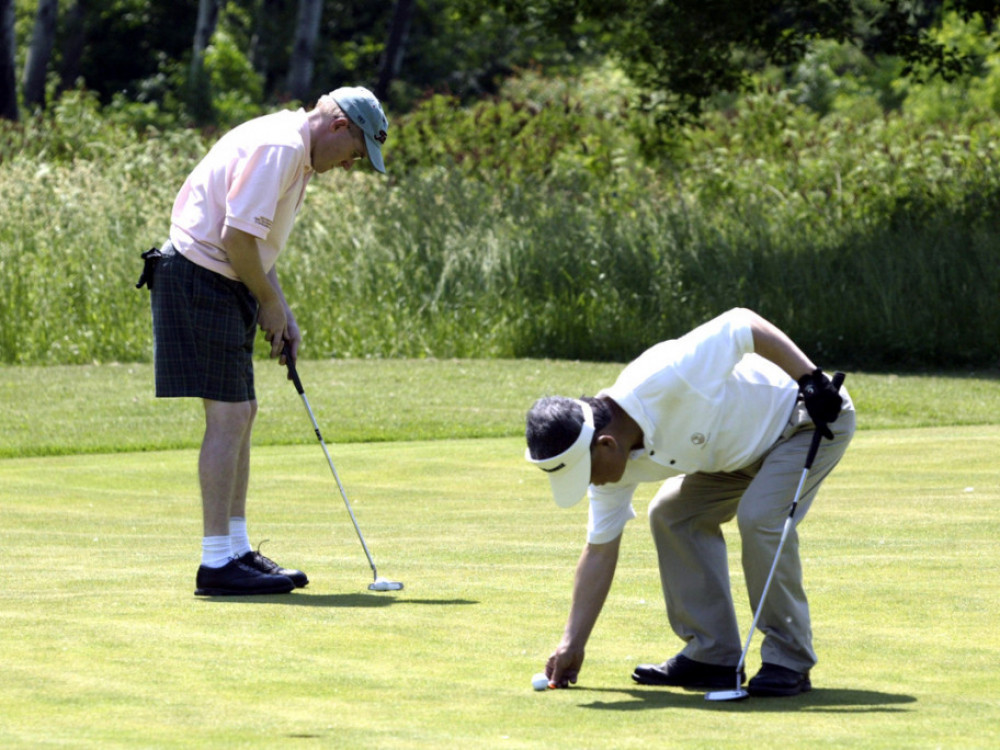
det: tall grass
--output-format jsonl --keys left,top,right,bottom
{"left": 2, "top": 81, "right": 999, "bottom": 367}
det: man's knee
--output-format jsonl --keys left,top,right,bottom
{"left": 736, "top": 500, "right": 772, "bottom": 537}
{"left": 204, "top": 399, "right": 256, "bottom": 434}
{"left": 649, "top": 481, "right": 678, "bottom": 519}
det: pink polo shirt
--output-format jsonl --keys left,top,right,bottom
{"left": 169, "top": 109, "right": 314, "bottom": 281}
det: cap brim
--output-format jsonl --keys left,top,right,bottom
{"left": 364, "top": 132, "right": 385, "bottom": 173}
{"left": 525, "top": 399, "right": 594, "bottom": 508}
{"left": 547, "top": 451, "right": 592, "bottom": 508}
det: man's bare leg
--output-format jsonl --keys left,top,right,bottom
{"left": 200, "top": 399, "right": 255, "bottom": 537}
{"left": 194, "top": 399, "right": 292, "bottom": 595}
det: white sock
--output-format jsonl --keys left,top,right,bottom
{"left": 229, "top": 516, "right": 253, "bottom": 557}
{"left": 201, "top": 536, "right": 232, "bottom": 568}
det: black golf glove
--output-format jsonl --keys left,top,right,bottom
{"left": 797, "top": 368, "right": 843, "bottom": 440}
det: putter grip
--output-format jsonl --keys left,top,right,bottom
{"left": 804, "top": 371, "right": 846, "bottom": 469}
{"left": 282, "top": 345, "right": 305, "bottom": 395}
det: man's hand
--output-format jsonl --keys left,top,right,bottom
{"left": 257, "top": 297, "right": 288, "bottom": 359}
{"left": 278, "top": 320, "right": 302, "bottom": 366}
{"left": 280, "top": 318, "right": 301, "bottom": 368}
{"left": 546, "top": 643, "right": 585, "bottom": 688}
{"left": 543, "top": 537, "right": 620, "bottom": 689}
{"left": 798, "top": 368, "right": 843, "bottom": 439}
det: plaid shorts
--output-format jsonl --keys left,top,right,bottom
{"left": 150, "top": 244, "right": 259, "bottom": 402}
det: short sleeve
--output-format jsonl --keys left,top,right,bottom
{"left": 225, "top": 145, "right": 303, "bottom": 239}
{"left": 587, "top": 485, "right": 637, "bottom": 544}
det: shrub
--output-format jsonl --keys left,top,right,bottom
{"left": 3, "top": 66, "right": 1000, "bottom": 369}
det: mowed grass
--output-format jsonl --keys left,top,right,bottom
{"left": 1, "top": 360, "right": 999, "bottom": 748}
{"left": 2, "top": 359, "right": 1000, "bottom": 457}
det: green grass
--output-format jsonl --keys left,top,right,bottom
{"left": 1, "top": 430, "right": 998, "bottom": 748}
{"left": 1, "top": 361, "right": 999, "bottom": 748}
{"left": 2, "top": 360, "right": 999, "bottom": 458}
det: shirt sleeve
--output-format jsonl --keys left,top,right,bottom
{"left": 587, "top": 485, "right": 637, "bottom": 544}
{"left": 225, "top": 144, "right": 303, "bottom": 240}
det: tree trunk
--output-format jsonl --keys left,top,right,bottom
{"left": 191, "top": 0, "right": 223, "bottom": 86}
{"left": 58, "top": 0, "right": 89, "bottom": 94}
{"left": 189, "top": 0, "right": 223, "bottom": 121}
{"left": 22, "top": 0, "right": 59, "bottom": 110}
{"left": 286, "top": 0, "right": 322, "bottom": 102}
{"left": 0, "top": 0, "right": 17, "bottom": 121}
{"left": 375, "top": 0, "right": 416, "bottom": 102}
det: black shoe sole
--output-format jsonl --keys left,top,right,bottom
{"left": 194, "top": 586, "right": 295, "bottom": 596}
{"left": 747, "top": 681, "right": 812, "bottom": 697}
{"left": 631, "top": 674, "right": 737, "bottom": 689}
{"left": 194, "top": 579, "right": 295, "bottom": 596}
{"left": 631, "top": 667, "right": 742, "bottom": 689}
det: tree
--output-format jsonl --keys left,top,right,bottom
{"left": 58, "top": 0, "right": 90, "bottom": 95}
{"left": 488, "top": 0, "right": 1000, "bottom": 127}
{"left": 189, "top": 0, "right": 224, "bottom": 119}
{"left": 22, "top": 0, "right": 59, "bottom": 110}
{"left": 286, "top": 0, "right": 322, "bottom": 101}
{"left": 192, "top": 0, "right": 223, "bottom": 84}
{"left": 375, "top": 0, "right": 416, "bottom": 101}
{"left": 0, "top": 0, "right": 16, "bottom": 121}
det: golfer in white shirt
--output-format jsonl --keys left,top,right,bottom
{"left": 525, "top": 308, "right": 855, "bottom": 696}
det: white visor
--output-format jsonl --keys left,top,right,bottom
{"left": 524, "top": 400, "right": 594, "bottom": 508}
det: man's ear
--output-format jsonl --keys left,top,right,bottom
{"left": 594, "top": 433, "right": 618, "bottom": 453}
{"left": 330, "top": 115, "right": 351, "bottom": 132}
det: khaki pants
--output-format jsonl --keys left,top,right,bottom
{"left": 648, "top": 393, "right": 856, "bottom": 673}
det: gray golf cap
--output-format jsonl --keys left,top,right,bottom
{"left": 524, "top": 399, "right": 595, "bottom": 508}
{"left": 330, "top": 86, "right": 389, "bottom": 173}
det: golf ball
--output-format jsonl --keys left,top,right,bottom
{"left": 531, "top": 673, "right": 550, "bottom": 691}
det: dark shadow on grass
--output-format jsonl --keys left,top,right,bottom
{"left": 194, "top": 593, "right": 478, "bottom": 608}
{"left": 575, "top": 686, "right": 916, "bottom": 714}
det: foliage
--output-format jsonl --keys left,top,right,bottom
{"left": 3, "top": 57, "right": 1000, "bottom": 369}
{"left": 488, "top": 0, "right": 1000, "bottom": 135}
{"left": 201, "top": 28, "right": 266, "bottom": 128}
{"left": 8, "top": 0, "right": 607, "bottom": 130}
{"left": 6, "top": 0, "right": 999, "bottom": 143}
{"left": 388, "top": 65, "right": 633, "bottom": 185}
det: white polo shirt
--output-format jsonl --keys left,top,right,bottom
{"left": 169, "top": 109, "right": 314, "bottom": 280}
{"left": 587, "top": 308, "right": 799, "bottom": 543}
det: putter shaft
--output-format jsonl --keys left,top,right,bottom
{"left": 284, "top": 348, "right": 397, "bottom": 587}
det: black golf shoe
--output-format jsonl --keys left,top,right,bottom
{"left": 747, "top": 663, "right": 812, "bottom": 697}
{"left": 194, "top": 558, "right": 295, "bottom": 596}
{"left": 237, "top": 548, "right": 309, "bottom": 588}
{"left": 631, "top": 654, "right": 745, "bottom": 689}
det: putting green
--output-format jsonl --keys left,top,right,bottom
{"left": 1, "top": 428, "right": 998, "bottom": 748}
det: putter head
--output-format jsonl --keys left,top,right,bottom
{"left": 369, "top": 577, "right": 404, "bottom": 592}
{"left": 705, "top": 688, "right": 749, "bottom": 702}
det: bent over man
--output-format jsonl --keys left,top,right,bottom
{"left": 525, "top": 308, "right": 854, "bottom": 696}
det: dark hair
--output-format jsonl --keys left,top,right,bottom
{"left": 525, "top": 396, "right": 611, "bottom": 460}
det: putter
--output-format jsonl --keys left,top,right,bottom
{"left": 283, "top": 347, "right": 404, "bottom": 592}
{"left": 706, "top": 372, "right": 845, "bottom": 702}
